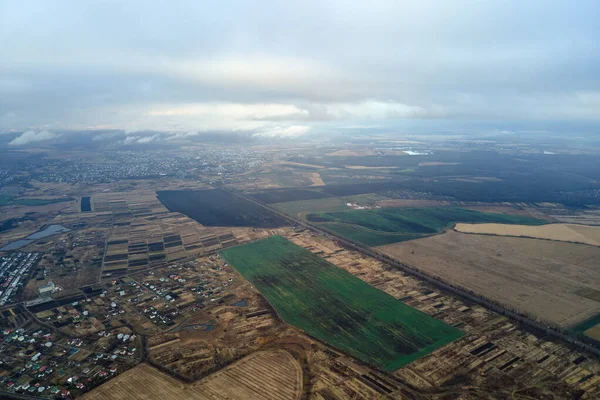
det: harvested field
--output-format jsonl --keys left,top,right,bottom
{"left": 584, "top": 325, "right": 600, "bottom": 341}
{"left": 82, "top": 350, "right": 302, "bottom": 400}
{"left": 454, "top": 222, "right": 600, "bottom": 247}
{"left": 195, "top": 350, "right": 302, "bottom": 399}
{"left": 377, "top": 231, "right": 600, "bottom": 327}
{"left": 221, "top": 236, "right": 462, "bottom": 371}
{"left": 309, "top": 172, "right": 325, "bottom": 186}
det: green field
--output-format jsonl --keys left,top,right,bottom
{"left": 220, "top": 236, "right": 463, "bottom": 371}
{"left": 320, "top": 223, "right": 426, "bottom": 246}
{"left": 272, "top": 193, "right": 389, "bottom": 217}
{"left": 307, "top": 207, "right": 547, "bottom": 246}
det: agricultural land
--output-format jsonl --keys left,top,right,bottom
{"left": 157, "top": 189, "right": 288, "bottom": 228}
{"left": 221, "top": 235, "right": 463, "bottom": 371}
{"left": 81, "top": 350, "right": 302, "bottom": 400}
{"left": 306, "top": 207, "right": 546, "bottom": 246}
{"left": 454, "top": 222, "right": 600, "bottom": 246}
{"left": 377, "top": 230, "right": 600, "bottom": 327}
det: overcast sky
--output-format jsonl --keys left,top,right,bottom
{"left": 1, "top": 0, "right": 599, "bottom": 137}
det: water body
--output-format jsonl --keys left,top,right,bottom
{"left": 0, "top": 225, "right": 71, "bottom": 251}
{"left": 81, "top": 196, "right": 91, "bottom": 212}
{"left": 26, "top": 225, "right": 71, "bottom": 240}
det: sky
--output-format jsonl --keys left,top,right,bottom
{"left": 1, "top": 0, "right": 599, "bottom": 140}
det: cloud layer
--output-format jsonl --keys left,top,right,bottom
{"left": 1, "top": 0, "right": 599, "bottom": 134}
{"left": 9, "top": 130, "right": 59, "bottom": 145}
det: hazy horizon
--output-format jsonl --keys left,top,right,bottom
{"left": 1, "top": 0, "right": 599, "bottom": 140}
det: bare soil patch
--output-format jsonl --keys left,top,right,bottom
{"left": 309, "top": 172, "right": 325, "bottom": 186}
{"left": 584, "top": 325, "right": 600, "bottom": 341}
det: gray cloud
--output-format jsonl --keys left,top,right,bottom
{"left": 1, "top": 0, "right": 599, "bottom": 133}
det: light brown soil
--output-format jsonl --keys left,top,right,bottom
{"left": 454, "top": 223, "right": 600, "bottom": 247}
{"left": 584, "top": 325, "right": 600, "bottom": 341}
{"left": 377, "top": 231, "right": 600, "bottom": 327}
{"left": 309, "top": 172, "right": 325, "bottom": 186}
{"left": 82, "top": 350, "right": 302, "bottom": 400}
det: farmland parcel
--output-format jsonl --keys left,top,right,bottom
{"left": 220, "top": 236, "right": 463, "bottom": 371}
{"left": 157, "top": 189, "right": 287, "bottom": 228}
{"left": 306, "top": 207, "right": 546, "bottom": 246}
{"left": 377, "top": 231, "right": 600, "bottom": 327}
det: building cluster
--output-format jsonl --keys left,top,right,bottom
{"left": 3, "top": 147, "right": 271, "bottom": 184}
{"left": 0, "top": 325, "right": 137, "bottom": 398}
{"left": 0, "top": 252, "right": 41, "bottom": 305}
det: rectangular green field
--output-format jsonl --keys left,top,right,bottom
{"left": 220, "top": 236, "right": 463, "bottom": 371}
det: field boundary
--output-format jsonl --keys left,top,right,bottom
{"left": 221, "top": 187, "right": 600, "bottom": 359}
{"left": 451, "top": 227, "right": 600, "bottom": 248}
{"left": 221, "top": 235, "right": 463, "bottom": 371}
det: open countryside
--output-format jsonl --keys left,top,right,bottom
{"left": 220, "top": 235, "right": 463, "bottom": 371}
{"left": 306, "top": 207, "right": 546, "bottom": 246}
{"left": 454, "top": 222, "right": 600, "bottom": 247}
{"left": 81, "top": 351, "right": 302, "bottom": 400}
{"left": 377, "top": 230, "right": 600, "bottom": 327}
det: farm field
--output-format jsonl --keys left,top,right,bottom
{"left": 250, "top": 188, "right": 330, "bottom": 204}
{"left": 321, "top": 222, "right": 421, "bottom": 246}
{"left": 571, "top": 314, "right": 600, "bottom": 342}
{"left": 307, "top": 207, "right": 546, "bottom": 246}
{"left": 454, "top": 222, "right": 600, "bottom": 246}
{"left": 82, "top": 351, "right": 302, "bottom": 400}
{"left": 272, "top": 193, "right": 389, "bottom": 217}
{"left": 220, "top": 236, "right": 463, "bottom": 371}
{"left": 377, "top": 230, "right": 600, "bottom": 327}
{"left": 157, "top": 189, "right": 287, "bottom": 228}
